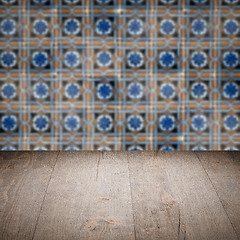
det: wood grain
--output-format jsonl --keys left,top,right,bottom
{"left": 195, "top": 151, "right": 240, "bottom": 238}
{"left": 0, "top": 151, "right": 59, "bottom": 240}
{"left": 128, "top": 151, "right": 180, "bottom": 240}
{"left": 0, "top": 151, "right": 239, "bottom": 240}
{"left": 33, "top": 151, "right": 135, "bottom": 240}
{"left": 157, "top": 151, "right": 238, "bottom": 240}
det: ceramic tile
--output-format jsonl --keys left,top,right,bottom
{"left": 0, "top": 0, "right": 240, "bottom": 150}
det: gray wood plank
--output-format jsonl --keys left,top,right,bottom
{"left": 0, "top": 151, "right": 59, "bottom": 240}
{"left": 195, "top": 151, "right": 240, "bottom": 238}
{"left": 33, "top": 151, "right": 135, "bottom": 240}
{"left": 158, "top": 151, "right": 238, "bottom": 240}
{"left": 128, "top": 151, "right": 180, "bottom": 240}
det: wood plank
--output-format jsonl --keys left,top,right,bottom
{"left": 157, "top": 151, "right": 238, "bottom": 240}
{"left": 0, "top": 151, "right": 59, "bottom": 240}
{"left": 128, "top": 151, "right": 180, "bottom": 240}
{"left": 33, "top": 151, "right": 135, "bottom": 240}
{"left": 195, "top": 151, "right": 240, "bottom": 238}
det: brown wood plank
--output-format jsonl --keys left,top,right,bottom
{"left": 157, "top": 151, "right": 238, "bottom": 240}
{"left": 33, "top": 151, "right": 135, "bottom": 240}
{"left": 128, "top": 151, "right": 180, "bottom": 240}
{"left": 0, "top": 151, "right": 59, "bottom": 240}
{"left": 195, "top": 151, "right": 240, "bottom": 238}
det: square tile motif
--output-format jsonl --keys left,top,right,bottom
{"left": 0, "top": 0, "right": 240, "bottom": 150}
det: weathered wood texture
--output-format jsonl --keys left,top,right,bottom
{"left": 33, "top": 151, "right": 135, "bottom": 240}
{"left": 0, "top": 151, "right": 59, "bottom": 240}
{"left": 157, "top": 151, "right": 238, "bottom": 240}
{"left": 0, "top": 151, "right": 239, "bottom": 240}
{"left": 128, "top": 151, "right": 180, "bottom": 240}
{"left": 195, "top": 151, "right": 240, "bottom": 238}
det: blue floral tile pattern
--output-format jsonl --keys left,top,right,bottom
{"left": 96, "top": 19, "right": 112, "bottom": 35}
{"left": 191, "top": 51, "right": 208, "bottom": 68}
{"left": 0, "top": 0, "right": 240, "bottom": 150}
{"left": 224, "top": 19, "right": 239, "bottom": 35}
{"left": 1, "top": 115, "right": 17, "bottom": 132}
{"left": 159, "top": 115, "right": 176, "bottom": 132}
{"left": 65, "top": 83, "right": 81, "bottom": 99}
{"left": 128, "top": 19, "right": 144, "bottom": 36}
{"left": 97, "top": 115, "right": 113, "bottom": 132}
{"left": 64, "top": 115, "right": 81, "bottom": 132}
{"left": 191, "top": 82, "right": 208, "bottom": 99}
{"left": 127, "top": 115, "right": 144, "bottom": 132}
{"left": 96, "top": 51, "right": 113, "bottom": 67}
{"left": 32, "top": 115, "right": 49, "bottom": 132}
{"left": 33, "top": 82, "right": 49, "bottom": 99}
{"left": 97, "top": 83, "right": 113, "bottom": 100}
{"left": 64, "top": 51, "right": 80, "bottom": 68}
{"left": 32, "top": 51, "right": 49, "bottom": 68}
{"left": 1, "top": 19, "right": 16, "bottom": 35}
{"left": 128, "top": 82, "right": 144, "bottom": 99}
{"left": 64, "top": 19, "right": 80, "bottom": 35}
{"left": 1, "top": 83, "right": 17, "bottom": 99}
{"left": 127, "top": 51, "right": 144, "bottom": 68}
{"left": 159, "top": 51, "right": 176, "bottom": 68}
{"left": 160, "top": 19, "right": 176, "bottom": 35}
{"left": 0, "top": 51, "right": 17, "bottom": 68}
{"left": 191, "top": 19, "right": 208, "bottom": 36}
{"left": 33, "top": 19, "right": 49, "bottom": 35}
{"left": 160, "top": 83, "right": 176, "bottom": 99}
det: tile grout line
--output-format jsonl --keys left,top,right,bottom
{"left": 194, "top": 152, "right": 239, "bottom": 239}
{"left": 126, "top": 151, "right": 137, "bottom": 240}
{"left": 31, "top": 150, "right": 60, "bottom": 240}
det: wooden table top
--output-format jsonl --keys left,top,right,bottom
{"left": 0, "top": 151, "right": 239, "bottom": 240}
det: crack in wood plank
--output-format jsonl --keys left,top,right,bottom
{"left": 195, "top": 152, "right": 239, "bottom": 239}
{"left": 178, "top": 208, "right": 181, "bottom": 240}
{"left": 31, "top": 150, "right": 60, "bottom": 240}
{"left": 96, "top": 151, "right": 103, "bottom": 181}
{"left": 127, "top": 151, "right": 137, "bottom": 240}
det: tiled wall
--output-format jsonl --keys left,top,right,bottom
{"left": 0, "top": 0, "right": 239, "bottom": 150}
